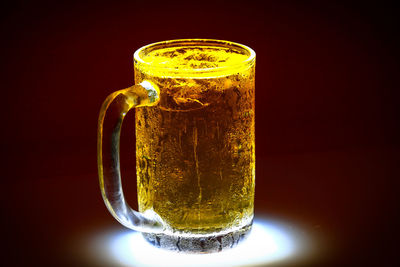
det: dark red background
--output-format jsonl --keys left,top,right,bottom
{"left": 1, "top": 0, "right": 398, "bottom": 266}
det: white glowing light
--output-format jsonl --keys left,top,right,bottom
{"left": 89, "top": 217, "right": 306, "bottom": 267}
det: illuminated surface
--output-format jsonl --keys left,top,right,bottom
{"left": 88, "top": 217, "right": 312, "bottom": 266}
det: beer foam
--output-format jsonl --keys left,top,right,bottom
{"left": 136, "top": 44, "right": 254, "bottom": 78}
{"left": 142, "top": 46, "right": 248, "bottom": 69}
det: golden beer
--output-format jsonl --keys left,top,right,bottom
{"left": 134, "top": 43, "right": 255, "bottom": 234}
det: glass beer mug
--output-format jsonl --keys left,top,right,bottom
{"left": 98, "top": 39, "right": 255, "bottom": 253}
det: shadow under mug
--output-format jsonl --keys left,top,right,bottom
{"left": 98, "top": 39, "right": 256, "bottom": 253}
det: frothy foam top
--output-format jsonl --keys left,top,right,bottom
{"left": 139, "top": 46, "right": 249, "bottom": 70}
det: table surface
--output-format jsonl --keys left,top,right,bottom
{"left": 2, "top": 145, "right": 397, "bottom": 266}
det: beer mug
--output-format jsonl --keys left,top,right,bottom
{"left": 98, "top": 39, "right": 255, "bottom": 253}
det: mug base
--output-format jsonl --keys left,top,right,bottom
{"left": 142, "top": 222, "right": 252, "bottom": 253}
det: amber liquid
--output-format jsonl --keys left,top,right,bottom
{"left": 134, "top": 45, "right": 255, "bottom": 234}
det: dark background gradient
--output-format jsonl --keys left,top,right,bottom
{"left": 1, "top": 0, "right": 398, "bottom": 266}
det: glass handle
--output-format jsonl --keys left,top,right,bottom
{"left": 97, "top": 81, "right": 163, "bottom": 233}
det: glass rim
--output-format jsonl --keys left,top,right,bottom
{"left": 133, "top": 39, "right": 256, "bottom": 76}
